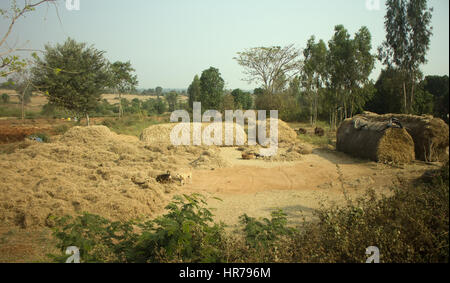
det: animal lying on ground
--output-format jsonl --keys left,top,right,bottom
{"left": 314, "top": 127, "right": 325, "bottom": 137}
{"left": 296, "top": 128, "right": 307, "bottom": 135}
{"left": 173, "top": 172, "right": 192, "bottom": 185}
{"left": 242, "top": 152, "right": 256, "bottom": 160}
{"left": 156, "top": 171, "right": 172, "bottom": 184}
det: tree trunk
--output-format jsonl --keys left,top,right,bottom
{"left": 86, "top": 113, "right": 90, "bottom": 126}
{"left": 410, "top": 74, "right": 415, "bottom": 114}
{"left": 21, "top": 93, "right": 24, "bottom": 120}
{"left": 118, "top": 91, "right": 123, "bottom": 119}
{"left": 402, "top": 81, "right": 408, "bottom": 114}
{"left": 313, "top": 93, "right": 318, "bottom": 126}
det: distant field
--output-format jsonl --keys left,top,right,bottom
{"left": 102, "top": 93, "right": 188, "bottom": 105}
{"left": 0, "top": 89, "right": 187, "bottom": 111}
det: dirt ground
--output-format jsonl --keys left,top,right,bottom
{"left": 182, "top": 147, "right": 436, "bottom": 229}
{"left": 0, "top": 120, "right": 441, "bottom": 262}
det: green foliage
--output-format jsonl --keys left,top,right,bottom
{"left": 1, "top": 93, "right": 9, "bottom": 104}
{"left": 50, "top": 194, "right": 226, "bottom": 263}
{"left": 54, "top": 124, "right": 71, "bottom": 135}
{"left": 199, "top": 67, "right": 225, "bottom": 110}
{"left": 108, "top": 61, "right": 138, "bottom": 94}
{"left": 165, "top": 91, "right": 179, "bottom": 112}
{"left": 378, "top": 0, "right": 433, "bottom": 113}
{"left": 187, "top": 75, "right": 201, "bottom": 111}
{"left": 231, "top": 89, "right": 253, "bottom": 110}
{"left": 412, "top": 88, "right": 434, "bottom": 115}
{"left": 239, "top": 210, "right": 296, "bottom": 249}
{"left": 130, "top": 194, "right": 225, "bottom": 263}
{"left": 32, "top": 38, "right": 110, "bottom": 120}
{"left": 154, "top": 97, "right": 168, "bottom": 114}
{"left": 365, "top": 68, "right": 404, "bottom": 114}
{"left": 422, "top": 75, "right": 449, "bottom": 122}
{"left": 220, "top": 93, "right": 235, "bottom": 112}
{"left": 40, "top": 103, "right": 74, "bottom": 119}
{"left": 102, "top": 116, "right": 164, "bottom": 137}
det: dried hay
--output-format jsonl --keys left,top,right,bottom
{"left": 0, "top": 125, "right": 231, "bottom": 229}
{"left": 360, "top": 112, "right": 449, "bottom": 162}
{"left": 337, "top": 118, "right": 415, "bottom": 163}
{"left": 140, "top": 122, "right": 247, "bottom": 147}
{"left": 246, "top": 118, "right": 298, "bottom": 147}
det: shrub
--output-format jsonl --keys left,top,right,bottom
{"left": 1, "top": 93, "right": 10, "bottom": 104}
{"left": 49, "top": 194, "right": 226, "bottom": 263}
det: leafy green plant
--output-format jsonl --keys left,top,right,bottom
{"left": 239, "top": 210, "right": 296, "bottom": 250}
{"left": 49, "top": 194, "right": 225, "bottom": 263}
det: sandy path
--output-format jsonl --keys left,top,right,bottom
{"left": 183, "top": 147, "right": 432, "bottom": 229}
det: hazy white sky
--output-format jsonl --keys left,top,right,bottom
{"left": 2, "top": 0, "right": 449, "bottom": 90}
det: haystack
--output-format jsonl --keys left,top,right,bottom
{"left": 360, "top": 112, "right": 449, "bottom": 162}
{"left": 140, "top": 122, "right": 247, "bottom": 146}
{"left": 247, "top": 118, "right": 298, "bottom": 146}
{"left": 337, "top": 118, "right": 415, "bottom": 163}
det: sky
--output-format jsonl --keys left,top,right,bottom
{"left": 1, "top": 0, "right": 449, "bottom": 90}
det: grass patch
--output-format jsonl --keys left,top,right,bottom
{"left": 102, "top": 115, "right": 167, "bottom": 137}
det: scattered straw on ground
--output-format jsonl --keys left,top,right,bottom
{"left": 0, "top": 125, "right": 230, "bottom": 229}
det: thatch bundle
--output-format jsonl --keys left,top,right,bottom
{"left": 360, "top": 112, "right": 449, "bottom": 162}
{"left": 337, "top": 118, "right": 415, "bottom": 163}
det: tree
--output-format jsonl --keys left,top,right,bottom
{"left": 253, "top": 88, "right": 264, "bottom": 96}
{"left": 300, "top": 36, "right": 328, "bottom": 125}
{"left": 378, "top": 0, "right": 433, "bottom": 113}
{"left": 231, "top": 89, "right": 252, "bottom": 110}
{"left": 326, "top": 25, "right": 375, "bottom": 128}
{"left": 1, "top": 0, "right": 57, "bottom": 78}
{"left": 421, "top": 75, "right": 449, "bottom": 122}
{"left": 199, "top": 67, "right": 224, "bottom": 110}
{"left": 32, "top": 38, "right": 110, "bottom": 126}
{"left": 155, "top": 97, "right": 167, "bottom": 114}
{"left": 1, "top": 93, "right": 10, "bottom": 104}
{"left": 165, "top": 91, "right": 179, "bottom": 112}
{"left": 234, "top": 44, "right": 301, "bottom": 94}
{"left": 220, "top": 93, "right": 235, "bottom": 112}
{"left": 155, "top": 86, "right": 163, "bottom": 98}
{"left": 187, "top": 75, "right": 201, "bottom": 111}
{"left": 109, "top": 61, "right": 138, "bottom": 118}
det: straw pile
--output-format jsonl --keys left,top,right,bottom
{"left": 337, "top": 118, "right": 415, "bottom": 163}
{"left": 140, "top": 122, "right": 247, "bottom": 147}
{"left": 0, "top": 126, "right": 230, "bottom": 229}
{"left": 360, "top": 112, "right": 449, "bottom": 162}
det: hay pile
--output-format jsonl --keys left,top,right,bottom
{"left": 248, "top": 118, "right": 298, "bottom": 146}
{"left": 337, "top": 118, "right": 415, "bottom": 163}
{"left": 360, "top": 112, "right": 449, "bottom": 162}
{"left": 237, "top": 118, "right": 306, "bottom": 162}
{"left": 0, "top": 126, "right": 230, "bottom": 229}
{"left": 141, "top": 122, "right": 247, "bottom": 147}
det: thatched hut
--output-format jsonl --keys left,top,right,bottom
{"left": 337, "top": 118, "right": 415, "bottom": 163}
{"left": 360, "top": 112, "right": 449, "bottom": 162}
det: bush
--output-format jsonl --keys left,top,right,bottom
{"left": 290, "top": 161, "right": 449, "bottom": 263}
{"left": 54, "top": 124, "right": 71, "bottom": 135}
{"left": 1, "top": 93, "right": 10, "bottom": 104}
{"left": 50, "top": 194, "right": 226, "bottom": 263}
